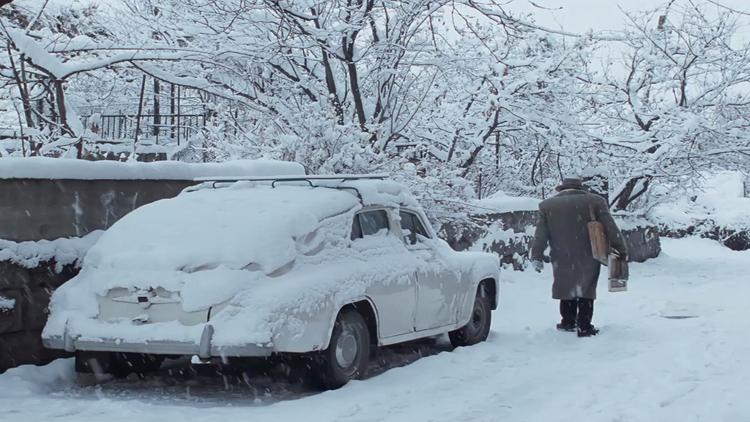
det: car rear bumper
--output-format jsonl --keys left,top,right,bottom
{"left": 43, "top": 324, "right": 272, "bottom": 358}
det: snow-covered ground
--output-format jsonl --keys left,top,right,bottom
{"left": 1, "top": 237, "right": 748, "bottom": 421}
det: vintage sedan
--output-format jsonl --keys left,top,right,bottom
{"left": 42, "top": 175, "right": 500, "bottom": 389}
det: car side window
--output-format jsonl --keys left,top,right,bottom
{"left": 350, "top": 214, "right": 363, "bottom": 240}
{"left": 399, "top": 211, "right": 429, "bottom": 245}
{"left": 351, "top": 210, "right": 390, "bottom": 240}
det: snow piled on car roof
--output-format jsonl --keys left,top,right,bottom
{"left": 84, "top": 178, "right": 417, "bottom": 277}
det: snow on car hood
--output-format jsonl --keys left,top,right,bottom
{"left": 84, "top": 182, "right": 360, "bottom": 274}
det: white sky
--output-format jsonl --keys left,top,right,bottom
{"left": 504, "top": 0, "right": 750, "bottom": 36}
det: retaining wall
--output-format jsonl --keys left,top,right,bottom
{"left": 660, "top": 225, "right": 750, "bottom": 251}
{"left": 440, "top": 211, "right": 662, "bottom": 269}
{"left": 0, "top": 179, "right": 191, "bottom": 372}
{"left": 0, "top": 179, "right": 193, "bottom": 242}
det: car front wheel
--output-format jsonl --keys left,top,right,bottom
{"left": 449, "top": 285, "right": 492, "bottom": 347}
{"left": 315, "top": 309, "right": 370, "bottom": 390}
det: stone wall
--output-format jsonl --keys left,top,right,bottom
{"left": 0, "top": 179, "right": 192, "bottom": 372}
{"left": 0, "top": 179, "right": 193, "bottom": 242}
{"left": 0, "top": 262, "right": 77, "bottom": 370}
{"left": 440, "top": 211, "right": 662, "bottom": 269}
{"left": 660, "top": 225, "right": 750, "bottom": 251}
{"left": 441, "top": 211, "right": 538, "bottom": 270}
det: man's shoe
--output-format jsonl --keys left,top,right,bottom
{"left": 577, "top": 325, "right": 599, "bottom": 337}
{"left": 556, "top": 322, "right": 576, "bottom": 332}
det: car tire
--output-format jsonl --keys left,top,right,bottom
{"left": 315, "top": 309, "right": 370, "bottom": 390}
{"left": 449, "top": 285, "right": 492, "bottom": 347}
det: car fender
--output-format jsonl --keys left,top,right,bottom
{"left": 270, "top": 296, "right": 378, "bottom": 353}
{"left": 320, "top": 295, "right": 378, "bottom": 349}
{"left": 456, "top": 261, "right": 500, "bottom": 327}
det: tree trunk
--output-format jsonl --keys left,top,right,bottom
{"left": 347, "top": 60, "right": 367, "bottom": 131}
{"left": 153, "top": 79, "right": 160, "bottom": 137}
{"left": 6, "top": 45, "right": 35, "bottom": 128}
{"left": 133, "top": 75, "right": 147, "bottom": 155}
{"left": 18, "top": 57, "right": 34, "bottom": 128}
{"left": 53, "top": 81, "right": 73, "bottom": 136}
{"left": 53, "top": 80, "right": 81, "bottom": 157}
{"left": 320, "top": 47, "right": 343, "bottom": 125}
{"left": 611, "top": 176, "right": 652, "bottom": 211}
{"left": 170, "top": 83, "right": 175, "bottom": 139}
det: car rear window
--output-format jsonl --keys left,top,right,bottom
{"left": 351, "top": 210, "right": 390, "bottom": 240}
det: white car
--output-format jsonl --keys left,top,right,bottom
{"left": 43, "top": 175, "right": 500, "bottom": 389}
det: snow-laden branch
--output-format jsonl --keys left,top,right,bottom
{"left": 5, "top": 28, "right": 199, "bottom": 79}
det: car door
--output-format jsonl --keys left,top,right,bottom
{"left": 399, "top": 210, "right": 459, "bottom": 331}
{"left": 351, "top": 208, "right": 418, "bottom": 339}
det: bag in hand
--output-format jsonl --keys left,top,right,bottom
{"left": 608, "top": 254, "right": 629, "bottom": 292}
{"left": 587, "top": 205, "right": 609, "bottom": 265}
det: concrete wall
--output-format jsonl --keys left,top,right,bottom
{"left": 0, "top": 179, "right": 193, "bottom": 242}
{"left": 440, "top": 211, "right": 662, "bottom": 269}
{"left": 0, "top": 178, "right": 192, "bottom": 372}
{"left": 441, "top": 211, "right": 538, "bottom": 270}
{"left": 0, "top": 262, "right": 77, "bottom": 370}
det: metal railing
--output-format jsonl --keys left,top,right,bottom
{"left": 85, "top": 114, "right": 207, "bottom": 144}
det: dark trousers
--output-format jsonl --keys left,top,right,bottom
{"left": 560, "top": 298, "right": 594, "bottom": 329}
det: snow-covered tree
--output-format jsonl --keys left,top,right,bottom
{"left": 1, "top": 0, "right": 749, "bottom": 216}
{"left": 582, "top": 2, "right": 750, "bottom": 210}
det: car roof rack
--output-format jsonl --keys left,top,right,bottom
{"left": 193, "top": 174, "right": 390, "bottom": 201}
{"left": 193, "top": 173, "right": 389, "bottom": 184}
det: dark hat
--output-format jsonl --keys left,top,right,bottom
{"left": 555, "top": 177, "right": 584, "bottom": 192}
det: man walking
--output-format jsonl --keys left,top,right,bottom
{"left": 530, "top": 178, "right": 627, "bottom": 337}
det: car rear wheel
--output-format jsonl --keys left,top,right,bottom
{"left": 449, "top": 285, "right": 492, "bottom": 347}
{"left": 315, "top": 309, "right": 370, "bottom": 390}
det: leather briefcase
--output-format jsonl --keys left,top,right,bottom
{"left": 587, "top": 205, "right": 609, "bottom": 265}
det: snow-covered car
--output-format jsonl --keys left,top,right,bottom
{"left": 42, "top": 175, "right": 500, "bottom": 388}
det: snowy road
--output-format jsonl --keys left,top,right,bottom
{"left": 1, "top": 238, "right": 748, "bottom": 421}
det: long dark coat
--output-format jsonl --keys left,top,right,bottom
{"left": 531, "top": 189, "right": 627, "bottom": 300}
